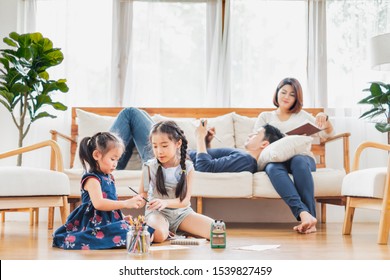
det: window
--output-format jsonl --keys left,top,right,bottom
{"left": 126, "top": 1, "right": 207, "bottom": 107}
{"left": 326, "top": 0, "right": 390, "bottom": 109}
{"left": 229, "top": 0, "right": 308, "bottom": 107}
{"left": 35, "top": 0, "right": 113, "bottom": 106}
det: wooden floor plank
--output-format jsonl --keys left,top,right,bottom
{"left": 0, "top": 221, "right": 389, "bottom": 260}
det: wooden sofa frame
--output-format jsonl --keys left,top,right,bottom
{"left": 50, "top": 107, "right": 351, "bottom": 222}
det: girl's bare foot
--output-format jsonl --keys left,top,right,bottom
{"left": 293, "top": 211, "right": 317, "bottom": 234}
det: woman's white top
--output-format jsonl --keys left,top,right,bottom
{"left": 253, "top": 110, "right": 334, "bottom": 139}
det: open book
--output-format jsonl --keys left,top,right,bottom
{"left": 285, "top": 122, "right": 322, "bottom": 136}
{"left": 170, "top": 238, "right": 207, "bottom": 245}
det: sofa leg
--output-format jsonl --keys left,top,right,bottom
{"left": 196, "top": 197, "right": 203, "bottom": 214}
{"left": 321, "top": 203, "right": 327, "bottom": 223}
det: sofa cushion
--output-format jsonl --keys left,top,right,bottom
{"left": 342, "top": 167, "right": 387, "bottom": 198}
{"left": 257, "top": 135, "right": 313, "bottom": 171}
{"left": 232, "top": 113, "right": 257, "bottom": 149}
{"left": 253, "top": 168, "right": 346, "bottom": 198}
{"left": 65, "top": 168, "right": 253, "bottom": 198}
{"left": 74, "top": 109, "right": 116, "bottom": 169}
{"left": 151, "top": 114, "right": 198, "bottom": 149}
{"left": 152, "top": 113, "right": 235, "bottom": 150}
{"left": 65, "top": 168, "right": 142, "bottom": 197}
{"left": 192, "top": 171, "right": 253, "bottom": 198}
{"left": 0, "top": 167, "right": 70, "bottom": 196}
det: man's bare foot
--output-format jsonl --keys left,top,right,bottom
{"left": 293, "top": 211, "right": 317, "bottom": 234}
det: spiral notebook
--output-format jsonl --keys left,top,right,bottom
{"left": 170, "top": 238, "right": 207, "bottom": 245}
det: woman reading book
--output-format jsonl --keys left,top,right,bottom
{"left": 253, "top": 77, "right": 334, "bottom": 234}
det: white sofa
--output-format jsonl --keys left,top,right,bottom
{"left": 51, "top": 107, "right": 350, "bottom": 222}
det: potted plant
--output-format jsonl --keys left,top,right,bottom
{"left": 0, "top": 32, "right": 68, "bottom": 165}
{"left": 358, "top": 81, "right": 390, "bottom": 144}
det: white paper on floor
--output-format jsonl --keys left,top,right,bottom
{"left": 233, "top": 245, "right": 280, "bottom": 251}
{"left": 149, "top": 245, "right": 189, "bottom": 251}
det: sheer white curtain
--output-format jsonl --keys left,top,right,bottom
{"left": 112, "top": 0, "right": 224, "bottom": 107}
{"left": 111, "top": 0, "right": 133, "bottom": 106}
{"left": 19, "top": 0, "right": 114, "bottom": 168}
{"left": 206, "top": 0, "right": 229, "bottom": 106}
{"left": 325, "top": 0, "right": 390, "bottom": 168}
{"left": 307, "top": 0, "right": 327, "bottom": 107}
{"left": 22, "top": 0, "right": 37, "bottom": 32}
{"left": 229, "top": 0, "right": 308, "bottom": 107}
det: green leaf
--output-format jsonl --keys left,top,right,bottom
{"left": 0, "top": 58, "right": 10, "bottom": 70}
{"left": 16, "top": 47, "right": 33, "bottom": 60}
{"left": 31, "top": 111, "right": 56, "bottom": 122}
{"left": 358, "top": 95, "right": 375, "bottom": 104}
{"left": 0, "top": 99, "right": 12, "bottom": 111}
{"left": 38, "top": 71, "right": 49, "bottom": 80}
{"left": 9, "top": 32, "right": 20, "bottom": 42}
{"left": 56, "top": 81, "right": 69, "bottom": 92}
{"left": 41, "top": 38, "right": 53, "bottom": 52}
{"left": 36, "top": 94, "right": 52, "bottom": 106}
{"left": 11, "top": 83, "right": 29, "bottom": 93}
{"left": 18, "top": 34, "right": 32, "bottom": 48}
{"left": 30, "top": 32, "right": 43, "bottom": 44}
{"left": 3, "top": 37, "right": 17, "bottom": 48}
{"left": 0, "top": 89, "right": 14, "bottom": 104}
{"left": 359, "top": 107, "right": 386, "bottom": 119}
{"left": 370, "top": 83, "right": 383, "bottom": 97}
{"left": 375, "top": 123, "right": 390, "bottom": 133}
{"left": 45, "top": 50, "right": 64, "bottom": 66}
{"left": 51, "top": 102, "right": 67, "bottom": 111}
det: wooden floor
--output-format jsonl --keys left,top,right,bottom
{"left": 0, "top": 221, "right": 389, "bottom": 260}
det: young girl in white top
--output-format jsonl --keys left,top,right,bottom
{"left": 254, "top": 77, "right": 334, "bottom": 234}
{"left": 138, "top": 120, "right": 214, "bottom": 243}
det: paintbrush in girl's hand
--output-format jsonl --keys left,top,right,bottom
{"left": 128, "top": 187, "right": 149, "bottom": 203}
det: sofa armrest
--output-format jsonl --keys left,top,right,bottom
{"left": 50, "top": 130, "right": 77, "bottom": 169}
{"left": 50, "top": 129, "right": 76, "bottom": 144}
{"left": 351, "top": 141, "right": 390, "bottom": 171}
{"left": 322, "top": 132, "right": 351, "bottom": 173}
{"left": 0, "top": 140, "right": 64, "bottom": 172}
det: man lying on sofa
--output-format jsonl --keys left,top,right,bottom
{"left": 188, "top": 120, "right": 283, "bottom": 173}
{"left": 110, "top": 107, "right": 284, "bottom": 173}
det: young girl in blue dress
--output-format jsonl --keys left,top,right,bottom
{"left": 52, "top": 132, "right": 145, "bottom": 250}
{"left": 139, "top": 120, "right": 214, "bottom": 243}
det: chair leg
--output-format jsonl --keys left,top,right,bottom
{"left": 321, "top": 203, "right": 327, "bottom": 223}
{"left": 1, "top": 211, "right": 5, "bottom": 223}
{"left": 377, "top": 201, "right": 390, "bottom": 245}
{"left": 196, "top": 197, "right": 203, "bottom": 214}
{"left": 60, "top": 196, "right": 69, "bottom": 225}
{"left": 34, "top": 208, "right": 39, "bottom": 225}
{"left": 48, "top": 207, "right": 54, "bottom": 230}
{"left": 29, "top": 208, "right": 34, "bottom": 225}
{"left": 343, "top": 197, "right": 355, "bottom": 235}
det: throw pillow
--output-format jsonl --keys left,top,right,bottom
{"left": 151, "top": 113, "right": 235, "bottom": 150}
{"left": 232, "top": 113, "right": 257, "bottom": 149}
{"left": 257, "top": 135, "right": 313, "bottom": 171}
{"left": 73, "top": 109, "right": 116, "bottom": 168}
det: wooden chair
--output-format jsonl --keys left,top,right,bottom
{"left": 0, "top": 140, "right": 70, "bottom": 229}
{"left": 342, "top": 141, "right": 390, "bottom": 244}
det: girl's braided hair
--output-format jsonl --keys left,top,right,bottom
{"left": 150, "top": 120, "right": 188, "bottom": 201}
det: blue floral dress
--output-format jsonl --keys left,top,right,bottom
{"left": 52, "top": 172, "right": 130, "bottom": 250}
